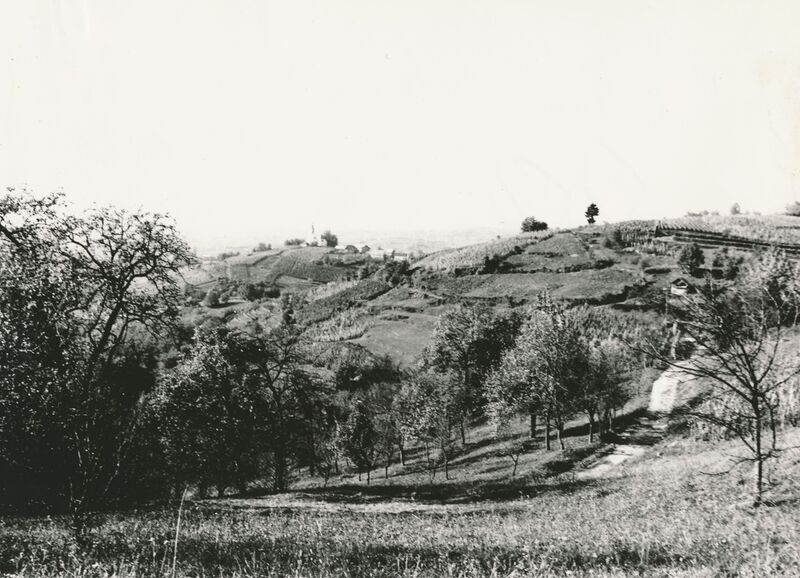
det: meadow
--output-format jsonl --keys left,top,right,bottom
{"left": 4, "top": 428, "right": 799, "bottom": 577}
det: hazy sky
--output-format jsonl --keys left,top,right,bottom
{"left": 2, "top": 1, "right": 799, "bottom": 250}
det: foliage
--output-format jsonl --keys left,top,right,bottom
{"left": 677, "top": 242, "right": 705, "bottom": 276}
{"left": 284, "top": 238, "right": 305, "bottom": 246}
{"left": 423, "top": 304, "right": 522, "bottom": 443}
{"left": 786, "top": 201, "right": 800, "bottom": 216}
{"left": 585, "top": 203, "right": 599, "bottom": 224}
{"left": 320, "top": 230, "right": 338, "bottom": 248}
{"left": 157, "top": 326, "right": 259, "bottom": 497}
{"left": 521, "top": 216, "right": 549, "bottom": 232}
{"left": 0, "top": 190, "right": 194, "bottom": 528}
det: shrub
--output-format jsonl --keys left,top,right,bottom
{"left": 284, "top": 238, "right": 305, "bottom": 246}
{"left": 677, "top": 243, "right": 705, "bottom": 276}
{"left": 786, "top": 201, "right": 800, "bottom": 217}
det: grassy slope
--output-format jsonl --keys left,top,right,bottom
{"left": 6, "top": 425, "right": 800, "bottom": 577}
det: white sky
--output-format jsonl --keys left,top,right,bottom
{"left": 2, "top": 1, "right": 799, "bottom": 251}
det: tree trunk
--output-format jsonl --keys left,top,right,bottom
{"left": 460, "top": 416, "right": 466, "bottom": 447}
{"left": 424, "top": 441, "right": 431, "bottom": 468}
{"left": 587, "top": 413, "right": 595, "bottom": 443}
{"left": 557, "top": 422, "right": 565, "bottom": 451}
{"left": 529, "top": 412, "right": 537, "bottom": 439}
{"left": 754, "top": 401, "right": 763, "bottom": 506}
{"left": 545, "top": 412, "right": 551, "bottom": 451}
{"left": 443, "top": 447, "right": 449, "bottom": 480}
{"left": 399, "top": 440, "right": 405, "bottom": 466}
{"left": 367, "top": 468, "right": 371, "bottom": 485}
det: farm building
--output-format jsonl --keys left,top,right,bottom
{"left": 670, "top": 277, "right": 694, "bottom": 296}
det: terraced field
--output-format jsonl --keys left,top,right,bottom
{"left": 428, "top": 268, "right": 643, "bottom": 305}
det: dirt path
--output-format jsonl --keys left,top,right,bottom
{"left": 577, "top": 367, "right": 685, "bottom": 480}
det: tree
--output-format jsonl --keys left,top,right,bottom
{"left": 730, "top": 203, "right": 741, "bottom": 215}
{"left": 785, "top": 201, "right": 800, "bottom": 217}
{"left": 285, "top": 238, "right": 305, "bottom": 246}
{"left": 423, "top": 304, "right": 517, "bottom": 446}
{"left": 677, "top": 242, "right": 705, "bottom": 277}
{"left": 340, "top": 399, "right": 378, "bottom": 483}
{"left": 321, "top": 230, "right": 338, "bottom": 247}
{"left": 0, "top": 191, "right": 195, "bottom": 531}
{"left": 585, "top": 203, "right": 599, "bottom": 224}
{"left": 639, "top": 252, "right": 800, "bottom": 505}
{"left": 232, "top": 323, "right": 324, "bottom": 491}
{"left": 486, "top": 300, "right": 585, "bottom": 451}
{"left": 158, "top": 326, "right": 259, "bottom": 497}
{"left": 396, "top": 370, "right": 459, "bottom": 480}
{"left": 521, "top": 216, "right": 548, "bottom": 232}
{"left": 253, "top": 242, "right": 271, "bottom": 252}
{"left": 203, "top": 286, "right": 221, "bottom": 307}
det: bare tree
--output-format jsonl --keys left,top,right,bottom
{"left": 639, "top": 252, "right": 800, "bottom": 505}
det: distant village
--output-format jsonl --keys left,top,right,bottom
{"left": 305, "top": 224, "right": 409, "bottom": 262}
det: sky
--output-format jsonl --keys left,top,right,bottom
{"left": 1, "top": 1, "right": 799, "bottom": 252}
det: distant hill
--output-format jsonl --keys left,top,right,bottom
{"left": 180, "top": 213, "right": 800, "bottom": 368}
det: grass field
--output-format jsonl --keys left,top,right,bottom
{"left": 5, "top": 424, "right": 799, "bottom": 577}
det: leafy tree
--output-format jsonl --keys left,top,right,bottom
{"left": 253, "top": 242, "right": 271, "bottom": 252}
{"left": 585, "top": 203, "right": 599, "bottom": 224}
{"left": 396, "top": 370, "right": 459, "bottom": 480}
{"left": 383, "top": 259, "right": 410, "bottom": 286}
{"left": 521, "top": 216, "right": 548, "bottom": 232}
{"left": 158, "top": 326, "right": 259, "bottom": 497}
{"left": 340, "top": 399, "right": 378, "bottom": 483}
{"left": 639, "top": 252, "right": 800, "bottom": 505}
{"left": 232, "top": 323, "right": 324, "bottom": 491}
{"left": 677, "top": 242, "right": 705, "bottom": 276}
{"left": 423, "top": 304, "right": 518, "bottom": 446}
{"left": 486, "top": 298, "right": 586, "bottom": 451}
{"left": 0, "top": 191, "right": 194, "bottom": 531}
{"left": 730, "top": 203, "right": 741, "bottom": 215}
{"left": 284, "top": 238, "right": 305, "bottom": 246}
{"left": 712, "top": 248, "right": 745, "bottom": 281}
{"left": 321, "top": 230, "right": 338, "bottom": 247}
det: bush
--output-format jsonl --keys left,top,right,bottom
{"left": 786, "top": 201, "right": 800, "bottom": 217}
{"left": 285, "top": 238, "right": 305, "bottom": 246}
{"left": 521, "top": 216, "right": 548, "bottom": 232}
{"left": 203, "top": 287, "right": 220, "bottom": 307}
{"left": 677, "top": 243, "right": 705, "bottom": 276}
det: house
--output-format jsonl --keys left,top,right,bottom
{"left": 670, "top": 277, "right": 694, "bottom": 296}
{"left": 369, "top": 248, "right": 387, "bottom": 260}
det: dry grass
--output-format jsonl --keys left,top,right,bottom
{"left": 4, "top": 427, "right": 800, "bottom": 577}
